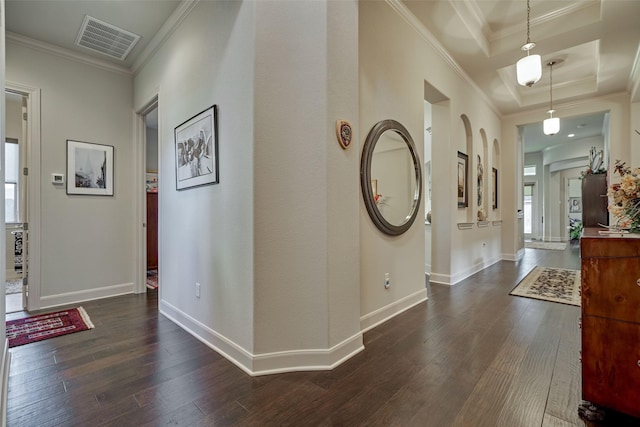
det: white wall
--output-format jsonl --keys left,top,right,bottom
{"left": 424, "top": 101, "right": 432, "bottom": 273}
{"left": 134, "top": 0, "right": 256, "bottom": 357}
{"left": 145, "top": 127, "right": 158, "bottom": 171}
{"left": 6, "top": 40, "right": 134, "bottom": 307}
{"left": 135, "top": 0, "right": 362, "bottom": 374}
{"left": 252, "top": 0, "right": 361, "bottom": 361}
{"left": 359, "top": 1, "right": 502, "bottom": 310}
{"left": 5, "top": 94, "right": 19, "bottom": 140}
{"left": 543, "top": 136, "right": 603, "bottom": 166}
{"left": 632, "top": 102, "right": 640, "bottom": 165}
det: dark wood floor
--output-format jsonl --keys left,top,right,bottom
{"left": 5, "top": 245, "right": 636, "bottom": 426}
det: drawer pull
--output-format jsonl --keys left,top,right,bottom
{"left": 637, "top": 278, "right": 640, "bottom": 287}
{"left": 638, "top": 360, "right": 640, "bottom": 368}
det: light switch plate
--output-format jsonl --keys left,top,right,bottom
{"left": 52, "top": 173, "right": 65, "bottom": 185}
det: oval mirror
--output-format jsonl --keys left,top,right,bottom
{"left": 361, "top": 120, "right": 422, "bottom": 236}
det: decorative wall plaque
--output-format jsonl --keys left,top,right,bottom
{"left": 336, "top": 119, "right": 353, "bottom": 150}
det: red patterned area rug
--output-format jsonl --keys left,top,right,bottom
{"left": 147, "top": 270, "right": 158, "bottom": 290}
{"left": 510, "top": 266, "right": 581, "bottom": 307}
{"left": 6, "top": 307, "right": 95, "bottom": 348}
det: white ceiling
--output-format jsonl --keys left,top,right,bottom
{"left": 5, "top": 0, "right": 182, "bottom": 71}
{"left": 403, "top": 0, "right": 640, "bottom": 154}
{"left": 5, "top": 0, "right": 639, "bottom": 154}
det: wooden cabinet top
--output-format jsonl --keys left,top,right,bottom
{"left": 581, "top": 227, "right": 640, "bottom": 258}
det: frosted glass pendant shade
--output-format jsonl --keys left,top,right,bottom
{"left": 516, "top": 54, "right": 542, "bottom": 87}
{"left": 543, "top": 117, "right": 560, "bottom": 135}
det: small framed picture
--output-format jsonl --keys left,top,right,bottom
{"left": 66, "top": 140, "right": 114, "bottom": 196}
{"left": 457, "top": 151, "right": 468, "bottom": 208}
{"left": 569, "top": 197, "right": 582, "bottom": 213}
{"left": 175, "top": 105, "right": 219, "bottom": 190}
{"left": 492, "top": 167, "right": 498, "bottom": 209}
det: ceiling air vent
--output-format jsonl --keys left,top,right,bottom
{"left": 75, "top": 15, "right": 140, "bottom": 61}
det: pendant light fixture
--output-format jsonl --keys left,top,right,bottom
{"left": 516, "top": 0, "right": 542, "bottom": 87}
{"left": 543, "top": 60, "right": 560, "bottom": 136}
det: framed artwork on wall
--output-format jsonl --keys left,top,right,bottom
{"left": 174, "top": 105, "right": 219, "bottom": 190}
{"left": 457, "top": 151, "right": 468, "bottom": 208}
{"left": 492, "top": 167, "right": 498, "bottom": 209}
{"left": 569, "top": 197, "right": 582, "bottom": 213}
{"left": 477, "top": 155, "right": 483, "bottom": 207}
{"left": 66, "top": 140, "right": 114, "bottom": 196}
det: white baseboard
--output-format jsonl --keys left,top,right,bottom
{"left": 39, "top": 282, "right": 134, "bottom": 309}
{"left": 429, "top": 272, "right": 452, "bottom": 285}
{"left": 360, "top": 288, "right": 428, "bottom": 333}
{"left": 450, "top": 256, "right": 501, "bottom": 285}
{"left": 251, "top": 334, "right": 364, "bottom": 375}
{"left": 430, "top": 256, "right": 501, "bottom": 286}
{"left": 160, "top": 299, "right": 365, "bottom": 376}
{"left": 0, "top": 339, "right": 10, "bottom": 427}
{"left": 502, "top": 249, "right": 525, "bottom": 262}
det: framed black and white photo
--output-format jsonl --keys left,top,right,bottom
{"left": 492, "top": 167, "right": 498, "bottom": 209}
{"left": 457, "top": 151, "right": 468, "bottom": 208}
{"left": 569, "top": 197, "right": 582, "bottom": 213}
{"left": 66, "top": 140, "right": 114, "bottom": 196}
{"left": 175, "top": 105, "right": 219, "bottom": 190}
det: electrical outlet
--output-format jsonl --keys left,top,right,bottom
{"left": 384, "top": 273, "right": 391, "bottom": 289}
{"left": 195, "top": 282, "right": 201, "bottom": 298}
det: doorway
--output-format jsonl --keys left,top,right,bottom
{"left": 5, "top": 90, "right": 28, "bottom": 313}
{"left": 424, "top": 100, "right": 432, "bottom": 277}
{"left": 144, "top": 106, "right": 159, "bottom": 292}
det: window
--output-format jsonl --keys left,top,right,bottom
{"left": 524, "top": 165, "right": 537, "bottom": 176}
{"left": 524, "top": 184, "right": 533, "bottom": 235}
{"left": 5, "top": 140, "right": 19, "bottom": 223}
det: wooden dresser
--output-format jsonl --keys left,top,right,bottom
{"left": 581, "top": 174, "right": 608, "bottom": 227}
{"left": 580, "top": 228, "right": 640, "bottom": 418}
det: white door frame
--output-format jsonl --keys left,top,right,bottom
{"left": 134, "top": 94, "right": 159, "bottom": 295}
{"left": 6, "top": 82, "right": 41, "bottom": 311}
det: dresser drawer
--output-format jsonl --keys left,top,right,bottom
{"left": 582, "top": 257, "right": 640, "bottom": 323}
{"left": 582, "top": 316, "right": 640, "bottom": 418}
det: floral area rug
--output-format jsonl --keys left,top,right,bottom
{"left": 6, "top": 307, "right": 94, "bottom": 348}
{"left": 510, "top": 267, "right": 581, "bottom": 306}
{"left": 524, "top": 241, "right": 568, "bottom": 250}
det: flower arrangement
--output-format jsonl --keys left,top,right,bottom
{"left": 608, "top": 160, "right": 640, "bottom": 232}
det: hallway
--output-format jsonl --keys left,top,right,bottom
{"left": 4, "top": 244, "right": 629, "bottom": 426}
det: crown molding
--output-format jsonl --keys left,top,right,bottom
{"left": 448, "top": 0, "right": 490, "bottom": 57}
{"left": 6, "top": 32, "right": 132, "bottom": 75}
{"left": 628, "top": 43, "right": 640, "bottom": 103}
{"left": 490, "top": 1, "right": 600, "bottom": 43}
{"left": 504, "top": 91, "right": 630, "bottom": 121}
{"left": 386, "top": 0, "right": 501, "bottom": 118}
{"left": 132, "top": 0, "right": 199, "bottom": 75}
